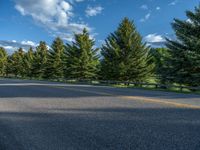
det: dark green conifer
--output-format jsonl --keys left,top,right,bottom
{"left": 165, "top": 5, "right": 200, "bottom": 86}
{"left": 65, "top": 29, "right": 99, "bottom": 79}
{"left": 101, "top": 18, "right": 154, "bottom": 82}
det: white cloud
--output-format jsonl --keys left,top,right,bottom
{"left": 186, "top": 18, "right": 192, "bottom": 23}
{"left": 60, "top": 1, "right": 72, "bottom": 11}
{"left": 3, "top": 46, "right": 16, "bottom": 51}
{"left": 85, "top": 6, "right": 103, "bottom": 17}
{"left": 0, "top": 40, "right": 39, "bottom": 54}
{"left": 140, "top": 13, "right": 151, "bottom": 22}
{"left": 144, "top": 34, "right": 166, "bottom": 47}
{"left": 15, "top": 5, "right": 26, "bottom": 15}
{"left": 140, "top": 5, "right": 148, "bottom": 10}
{"left": 75, "top": 0, "right": 85, "bottom": 2}
{"left": 14, "top": 0, "right": 91, "bottom": 41}
{"left": 21, "top": 40, "right": 37, "bottom": 47}
{"left": 156, "top": 7, "right": 161, "bottom": 10}
{"left": 144, "top": 33, "right": 165, "bottom": 44}
{"left": 169, "top": 0, "right": 178, "bottom": 6}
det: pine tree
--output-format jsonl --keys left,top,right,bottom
{"left": 150, "top": 48, "right": 170, "bottom": 83}
{"left": 101, "top": 18, "right": 154, "bottom": 82}
{"left": 9, "top": 52, "right": 18, "bottom": 77}
{"left": 10, "top": 48, "right": 26, "bottom": 77}
{"left": 32, "top": 41, "right": 48, "bottom": 79}
{"left": 65, "top": 29, "right": 99, "bottom": 80}
{"left": 5, "top": 56, "right": 13, "bottom": 77}
{"left": 44, "top": 37, "right": 65, "bottom": 79}
{"left": 0, "top": 47, "right": 8, "bottom": 76}
{"left": 24, "top": 47, "right": 34, "bottom": 78}
{"left": 165, "top": 5, "right": 200, "bottom": 86}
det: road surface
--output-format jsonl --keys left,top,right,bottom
{"left": 0, "top": 78, "right": 200, "bottom": 150}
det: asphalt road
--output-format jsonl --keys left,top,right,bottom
{"left": 0, "top": 78, "right": 200, "bottom": 150}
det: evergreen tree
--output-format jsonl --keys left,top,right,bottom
{"left": 101, "top": 18, "right": 154, "bottom": 82}
{"left": 44, "top": 37, "right": 65, "bottom": 79}
{"left": 24, "top": 47, "right": 34, "bottom": 78}
{"left": 18, "top": 48, "right": 26, "bottom": 77}
{"left": 150, "top": 48, "right": 170, "bottom": 83}
{"left": 32, "top": 41, "right": 48, "bottom": 79}
{"left": 65, "top": 29, "right": 99, "bottom": 79}
{"left": 9, "top": 52, "right": 18, "bottom": 77}
{"left": 5, "top": 56, "right": 13, "bottom": 77}
{"left": 165, "top": 5, "right": 200, "bottom": 86}
{"left": 0, "top": 47, "right": 8, "bottom": 76}
{"left": 10, "top": 48, "right": 26, "bottom": 77}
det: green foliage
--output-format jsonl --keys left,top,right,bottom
{"left": 65, "top": 29, "right": 99, "bottom": 79}
{"left": 9, "top": 48, "right": 26, "bottom": 77}
{"left": 24, "top": 47, "right": 34, "bottom": 78}
{"left": 150, "top": 47, "right": 170, "bottom": 83}
{"left": 5, "top": 56, "right": 13, "bottom": 76}
{"left": 44, "top": 37, "right": 65, "bottom": 79}
{"left": 31, "top": 41, "right": 48, "bottom": 79}
{"left": 1, "top": 5, "right": 200, "bottom": 88}
{"left": 0, "top": 47, "right": 8, "bottom": 76}
{"left": 165, "top": 5, "right": 200, "bottom": 86}
{"left": 101, "top": 18, "right": 154, "bottom": 82}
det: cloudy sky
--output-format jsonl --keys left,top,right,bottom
{"left": 0, "top": 0, "right": 199, "bottom": 53}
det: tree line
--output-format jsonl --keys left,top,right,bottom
{"left": 0, "top": 5, "right": 200, "bottom": 87}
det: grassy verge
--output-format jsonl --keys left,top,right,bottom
{"left": 2, "top": 76, "right": 200, "bottom": 95}
{"left": 112, "top": 84, "right": 200, "bottom": 95}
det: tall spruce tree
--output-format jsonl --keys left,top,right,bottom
{"left": 10, "top": 48, "right": 26, "bottom": 77}
{"left": 101, "top": 18, "right": 154, "bottom": 82}
{"left": 9, "top": 52, "right": 18, "bottom": 77}
{"left": 5, "top": 56, "right": 13, "bottom": 77}
{"left": 165, "top": 5, "right": 200, "bottom": 86}
{"left": 24, "top": 47, "right": 34, "bottom": 78}
{"left": 0, "top": 47, "right": 8, "bottom": 76}
{"left": 44, "top": 37, "right": 65, "bottom": 79}
{"left": 65, "top": 29, "right": 99, "bottom": 79}
{"left": 150, "top": 47, "right": 170, "bottom": 83}
{"left": 32, "top": 41, "right": 48, "bottom": 79}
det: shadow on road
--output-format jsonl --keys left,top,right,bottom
{"left": 0, "top": 78, "right": 200, "bottom": 99}
{"left": 0, "top": 84, "right": 200, "bottom": 100}
{"left": 1, "top": 107, "right": 200, "bottom": 150}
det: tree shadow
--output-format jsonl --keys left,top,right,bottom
{"left": 0, "top": 83, "right": 200, "bottom": 100}
{"left": 1, "top": 107, "right": 200, "bottom": 150}
{"left": 0, "top": 78, "right": 200, "bottom": 99}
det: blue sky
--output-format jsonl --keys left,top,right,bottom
{"left": 0, "top": 0, "right": 199, "bottom": 53}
